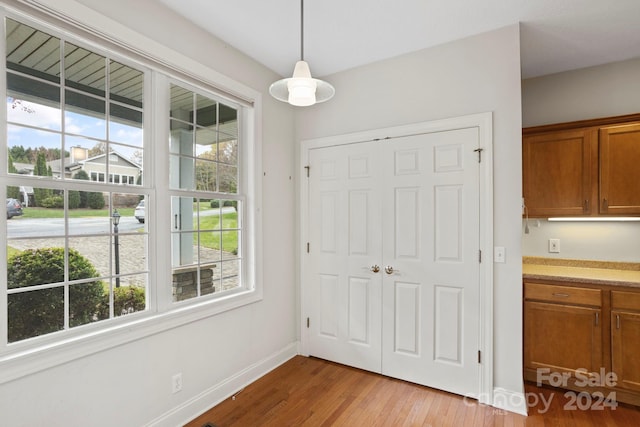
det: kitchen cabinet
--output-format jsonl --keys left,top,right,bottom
{"left": 522, "top": 129, "right": 596, "bottom": 216}
{"left": 611, "top": 290, "right": 640, "bottom": 393}
{"left": 600, "top": 123, "right": 640, "bottom": 215}
{"left": 523, "top": 114, "right": 640, "bottom": 217}
{"left": 524, "top": 283, "right": 602, "bottom": 377}
{"left": 524, "top": 280, "right": 640, "bottom": 406}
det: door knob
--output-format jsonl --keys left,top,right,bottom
{"left": 384, "top": 265, "right": 394, "bottom": 275}
{"left": 370, "top": 265, "right": 380, "bottom": 273}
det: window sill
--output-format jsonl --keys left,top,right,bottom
{"left": 0, "top": 287, "right": 262, "bottom": 384}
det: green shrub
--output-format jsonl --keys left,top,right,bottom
{"left": 210, "top": 200, "right": 220, "bottom": 208}
{"left": 68, "top": 190, "right": 81, "bottom": 209}
{"left": 87, "top": 191, "right": 105, "bottom": 209}
{"left": 223, "top": 200, "right": 238, "bottom": 210}
{"left": 98, "top": 286, "right": 146, "bottom": 318}
{"left": 39, "top": 195, "right": 64, "bottom": 208}
{"left": 73, "top": 170, "right": 90, "bottom": 208}
{"left": 7, "top": 248, "right": 104, "bottom": 342}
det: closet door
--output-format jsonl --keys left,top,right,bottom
{"left": 380, "top": 128, "right": 480, "bottom": 397}
{"left": 305, "top": 126, "right": 481, "bottom": 398}
{"left": 306, "top": 141, "right": 383, "bottom": 372}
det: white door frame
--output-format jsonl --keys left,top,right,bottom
{"left": 299, "top": 112, "right": 494, "bottom": 406}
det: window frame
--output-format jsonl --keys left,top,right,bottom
{"left": 0, "top": 4, "right": 262, "bottom": 384}
{"left": 166, "top": 77, "right": 247, "bottom": 304}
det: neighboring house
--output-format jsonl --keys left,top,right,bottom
{"left": 71, "top": 148, "right": 141, "bottom": 185}
{"left": 11, "top": 147, "right": 141, "bottom": 205}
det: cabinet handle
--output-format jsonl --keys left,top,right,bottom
{"left": 584, "top": 200, "right": 589, "bottom": 211}
{"left": 552, "top": 293, "right": 570, "bottom": 298}
{"left": 595, "top": 312, "right": 599, "bottom": 326}
{"left": 616, "top": 314, "right": 620, "bottom": 330}
{"left": 603, "top": 198, "right": 608, "bottom": 210}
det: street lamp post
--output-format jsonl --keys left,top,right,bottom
{"left": 112, "top": 209, "right": 121, "bottom": 288}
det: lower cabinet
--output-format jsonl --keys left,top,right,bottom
{"left": 524, "top": 281, "right": 640, "bottom": 406}
{"left": 611, "top": 291, "right": 640, "bottom": 394}
{"left": 525, "top": 301, "right": 602, "bottom": 376}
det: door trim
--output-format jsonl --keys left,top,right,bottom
{"left": 299, "top": 112, "right": 494, "bottom": 406}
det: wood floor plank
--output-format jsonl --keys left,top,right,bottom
{"left": 185, "top": 356, "right": 640, "bottom": 427}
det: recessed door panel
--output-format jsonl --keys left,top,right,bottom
{"left": 319, "top": 274, "right": 339, "bottom": 338}
{"left": 434, "top": 285, "right": 463, "bottom": 365}
{"left": 395, "top": 187, "right": 419, "bottom": 259}
{"left": 435, "top": 185, "right": 463, "bottom": 262}
{"left": 349, "top": 190, "right": 370, "bottom": 255}
{"left": 320, "top": 192, "right": 338, "bottom": 253}
{"left": 394, "top": 281, "right": 420, "bottom": 355}
{"left": 348, "top": 276, "right": 371, "bottom": 344}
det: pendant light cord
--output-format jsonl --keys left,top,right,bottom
{"left": 300, "top": 0, "right": 304, "bottom": 61}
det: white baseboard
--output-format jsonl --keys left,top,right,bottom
{"left": 492, "top": 387, "right": 528, "bottom": 416}
{"left": 145, "top": 342, "right": 299, "bottom": 427}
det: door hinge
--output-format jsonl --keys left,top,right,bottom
{"left": 304, "top": 165, "right": 310, "bottom": 178}
{"left": 478, "top": 350, "right": 481, "bottom": 364}
{"left": 306, "top": 242, "right": 310, "bottom": 253}
{"left": 479, "top": 250, "right": 482, "bottom": 263}
{"left": 473, "top": 148, "right": 483, "bottom": 163}
{"left": 307, "top": 317, "right": 310, "bottom": 328}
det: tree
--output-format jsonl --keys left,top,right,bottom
{"left": 88, "top": 142, "right": 107, "bottom": 158}
{"left": 87, "top": 191, "right": 105, "bottom": 209}
{"left": 68, "top": 190, "right": 80, "bottom": 209}
{"left": 194, "top": 140, "right": 238, "bottom": 193}
{"left": 73, "top": 170, "right": 90, "bottom": 208}
{"left": 33, "top": 152, "right": 52, "bottom": 206}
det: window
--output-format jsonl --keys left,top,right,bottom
{"left": 1, "top": 10, "right": 259, "bottom": 361}
{"left": 5, "top": 18, "right": 148, "bottom": 343}
{"left": 169, "top": 83, "right": 242, "bottom": 302}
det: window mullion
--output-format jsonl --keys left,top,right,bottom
{"left": 152, "top": 72, "right": 172, "bottom": 312}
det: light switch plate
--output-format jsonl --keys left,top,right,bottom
{"left": 494, "top": 246, "right": 506, "bottom": 263}
{"left": 549, "top": 238, "right": 560, "bottom": 253}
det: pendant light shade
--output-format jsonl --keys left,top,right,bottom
{"left": 269, "top": 0, "right": 334, "bottom": 106}
{"left": 269, "top": 61, "right": 335, "bottom": 107}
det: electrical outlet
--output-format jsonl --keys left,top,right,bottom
{"left": 172, "top": 373, "right": 183, "bottom": 394}
{"left": 548, "top": 238, "right": 560, "bottom": 253}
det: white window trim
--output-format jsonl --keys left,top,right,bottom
{"left": 0, "top": 1, "right": 263, "bottom": 384}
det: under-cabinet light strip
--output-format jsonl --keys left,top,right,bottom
{"left": 548, "top": 217, "right": 640, "bottom": 222}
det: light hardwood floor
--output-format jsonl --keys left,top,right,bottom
{"left": 185, "top": 356, "right": 640, "bottom": 427}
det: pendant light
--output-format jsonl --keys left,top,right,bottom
{"left": 269, "top": 0, "right": 335, "bottom": 107}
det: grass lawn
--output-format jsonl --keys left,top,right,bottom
{"left": 197, "top": 212, "right": 238, "bottom": 252}
{"left": 20, "top": 207, "right": 135, "bottom": 219}
{"left": 13, "top": 203, "right": 237, "bottom": 252}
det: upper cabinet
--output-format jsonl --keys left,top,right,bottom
{"left": 523, "top": 114, "right": 640, "bottom": 218}
{"left": 600, "top": 123, "right": 640, "bottom": 215}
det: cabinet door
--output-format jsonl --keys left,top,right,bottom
{"left": 600, "top": 123, "right": 640, "bottom": 214}
{"left": 611, "top": 310, "right": 640, "bottom": 392}
{"left": 524, "top": 301, "right": 602, "bottom": 376}
{"left": 523, "top": 129, "right": 596, "bottom": 217}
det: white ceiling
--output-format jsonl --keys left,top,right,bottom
{"left": 157, "top": 0, "right": 640, "bottom": 80}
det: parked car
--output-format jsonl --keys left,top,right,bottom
{"left": 134, "top": 199, "right": 145, "bottom": 223}
{"left": 6, "top": 198, "right": 23, "bottom": 219}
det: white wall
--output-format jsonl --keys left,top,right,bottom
{"left": 0, "top": 1, "right": 297, "bottom": 426}
{"left": 523, "top": 220, "right": 640, "bottom": 262}
{"left": 522, "top": 57, "right": 640, "bottom": 262}
{"left": 522, "top": 57, "right": 640, "bottom": 128}
{"left": 295, "top": 25, "right": 525, "bottom": 409}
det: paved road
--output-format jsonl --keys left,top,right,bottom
{"left": 6, "top": 209, "right": 239, "bottom": 292}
